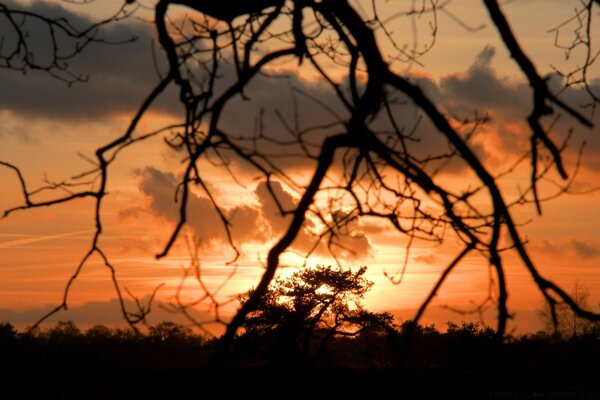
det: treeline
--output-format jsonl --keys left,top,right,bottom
{"left": 1, "top": 320, "right": 600, "bottom": 399}
{"left": 0, "top": 274, "right": 596, "bottom": 400}
{"left": 0, "top": 321, "right": 209, "bottom": 370}
{"left": 1, "top": 319, "right": 600, "bottom": 369}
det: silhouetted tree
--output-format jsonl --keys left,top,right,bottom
{"left": 0, "top": 322, "right": 16, "bottom": 342}
{"left": 0, "top": 0, "right": 599, "bottom": 365}
{"left": 46, "top": 320, "right": 82, "bottom": 342}
{"left": 2, "top": 320, "right": 600, "bottom": 397}
{"left": 85, "top": 324, "right": 114, "bottom": 341}
{"left": 539, "top": 281, "right": 599, "bottom": 339}
{"left": 148, "top": 321, "right": 197, "bottom": 344}
{"left": 239, "top": 265, "right": 396, "bottom": 360}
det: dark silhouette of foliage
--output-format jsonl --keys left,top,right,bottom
{"left": 47, "top": 320, "right": 82, "bottom": 339}
{"left": 0, "top": 322, "right": 16, "bottom": 341}
{"left": 538, "top": 281, "right": 600, "bottom": 339}
{"left": 237, "top": 265, "right": 396, "bottom": 362}
{"left": 0, "top": 319, "right": 599, "bottom": 398}
{"left": 85, "top": 324, "right": 113, "bottom": 341}
{"left": 148, "top": 321, "right": 193, "bottom": 342}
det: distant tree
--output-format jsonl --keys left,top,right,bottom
{"left": 539, "top": 281, "right": 599, "bottom": 339}
{"left": 446, "top": 321, "right": 496, "bottom": 340}
{"left": 148, "top": 321, "right": 196, "bottom": 344}
{"left": 47, "top": 320, "right": 82, "bottom": 340}
{"left": 85, "top": 324, "right": 114, "bottom": 340}
{"left": 109, "top": 327, "right": 140, "bottom": 344}
{"left": 239, "top": 265, "right": 396, "bottom": 360}
{"left": 0, "top": 322, "right": 16, "bottom": 342}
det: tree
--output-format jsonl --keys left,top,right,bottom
{"left": 85, "top": 324, "right": 114, "bottom": 341}
{"left": 538, "top": 281, "right": 599, "bottom": 339}
{"left": 46, "top": 320, "right": 82, "bottom": 340}
{"left": 0, "top": 0, "right": 599, "bottom": 364}
{"left": 0, "top": 322, "right": 16, "bottom": 342}
{"left": 238, "top": 265, "right": 396, "bottom": 360}
{"left": 148, "top": 321, "right": 197, "bottom": 344}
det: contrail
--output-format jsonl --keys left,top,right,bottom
{"left": 0, "top": 230, "right": 95, "bottom": 249}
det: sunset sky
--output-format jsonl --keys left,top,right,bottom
{"left": 0, "top": 0, "right": 599, "bottom": 334}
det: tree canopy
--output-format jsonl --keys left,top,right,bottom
{"left": 239, "top": 265, "right": 396, "bottom": 359}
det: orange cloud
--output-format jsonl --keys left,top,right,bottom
{"left": 128, "top": 167, "right": 374, "bottom": 262}
{"left": 537, "top": 239, "right": 600, "bottom": 260}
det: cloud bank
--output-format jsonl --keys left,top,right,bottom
{"left": 0, "top": 297, "right": 222, "bottom": 334}
{"left": 131, "top": 167, "right": 373, "bottom": 261}
{"left": 0, "top": 0, "right": 181, "bottom": 120}
{"left": 1, "top": 1, "right": 597, "bottom": 174}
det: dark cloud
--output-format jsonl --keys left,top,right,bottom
{"left": 546, "top": 76, "right": 600, "bottom": 171}
{"left": 260, "top": 47, "right": 600, "bottom": 176}
{"left": 440, "top": 45, "right": 530, "bottom": 116}
{"left": 0, "top": 0, "right": 181, "bottom": 120}
{"left": 548, "top": 75, "right": 600, "bottom": 116}
{"left": 215, "top": 73, "right": 348, "bottom": 172}
{"left": 571, "top": 240, "right": 600, "bottom": 259}
{"left": 328, "top": 209, "right": 372, "bottom": 259}
{"left": 433, "top": 45, "right": 600, "bottom": 173}
{"left": 2, "top": 1, "right": 597, "bottom": 176}
{"left": 221, "top": 73, "right": 348, "bottom": 134}
{"left": 215, "top": 67, "right": 477, "bottom": 176}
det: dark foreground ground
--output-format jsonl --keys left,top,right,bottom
{"left": 1, "top": 321, "right": 600, "bottom": 399}
{"left": 2, "top": 365, "right": 600, "bottom": 399}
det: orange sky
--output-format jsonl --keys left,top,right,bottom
{"left": 0, "top": 0, "right": 599, "bottom": 334}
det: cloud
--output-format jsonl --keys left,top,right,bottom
{"left": 131, "top": 167, "right": 373, "bottom": 260}
{"left": 212, "top": 69, "right": 476, "bottom": 177}
{"left": 135, "top": 167, "right": 268, "bottom": 247}
{"left": 538, "top": 238, "right": 600, "bottom": 260}
{"left": 328, "top": 209, "right": 373, "bottom": 260}
{"left": 546, "top": 76, "right": 600, "bottom": 171}
{"left": 0, "top": 0, "right": 181, "bottom": 120}
{"left": 218, "top": 48, "right": 600, "bottom": 177}
{"left": 413, "top": 254, "right": 438, "bottom": 265}
{"left": 440, "top": 45, "right": 530, "bottom": 116}
{"left": 0, "top": 297, "right": 222, "bottom": 335}
{"left": 430, "top": 46, "right": 600, "bottom": 174}
{"left": 241, "top": 181, "right": 372, "bottom": 260}
{"left": 255, "top": 180, "right": 299, "bottom": 234}
{"left": 4, "top": 0, "right": 597, "bottom": 184}
{"left": 253, "top": 180, "right": 323, "bottom": 255}
{"left": 571, "top": 240, "right": 600, "bottom": 259}
{"left": 6, "top": 1, "right": 596, "bottom": 176}
{"left": 213, "top": 73, "right": 349, "bottom": 173}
